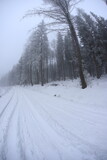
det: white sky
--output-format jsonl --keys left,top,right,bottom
{"left": 0, "top": 0, "right": 107, "bottom": 78}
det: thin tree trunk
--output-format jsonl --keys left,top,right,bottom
{"left": 62, "top": 57, "right": 65, "bottom": 81}
{"left": 92, "top": 53, "right": 101, "bottom": 79}
{"left": 46, "top": 57, "right": 48, "bottom": 83}
{"left": 40, "top": 55, "right": 44, "bottom": 86}
{"left": 29, "top": 64, "right": 33, "bottom": 86}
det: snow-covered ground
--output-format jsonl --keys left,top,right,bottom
{"left": 0, "top": 77, "right": 107, "bottom": 160}
{"left": 0, "top": 87, "right": 11, "bottom": 98}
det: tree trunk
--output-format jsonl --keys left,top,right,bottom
{"left": 62, "top": 57, "right": 65, "bottom": 81}
{"left": 29, "top": 64, "right": 33, "bottom": 86}
{"left": 92, "top": 53, "right": 101, "bottom": 79}
{"left": 46, "top": 58, "right": 48, "bottom": 83}
{"left": 40, "top": 56, "right": 44, "bottom": 86}
{"left": 67, "top": 16, "right": 87, "bottom": 89}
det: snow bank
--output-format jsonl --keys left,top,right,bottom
{"left": 28, "top": 76, "right": 107, "bottom": 109}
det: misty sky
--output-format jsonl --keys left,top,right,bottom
{"left": 0, "top": 0, "right": 107, "bottom": 78}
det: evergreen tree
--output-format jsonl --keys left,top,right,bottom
{"left": 76, "top": 10, "right": 106, "bottom": 78}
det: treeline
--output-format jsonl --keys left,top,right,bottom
{"left": 0, "top": 11, "right": 107, "bottom": 86}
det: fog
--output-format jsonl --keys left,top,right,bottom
{"left": 0, "top": 0, "right": 107, "bottom": 78}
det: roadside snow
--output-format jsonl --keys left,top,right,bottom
{"left": 29, "top": 76, "right": 107, "bottom": 109}
{"left": 0, "top": 87, "right": 11, "bottom": 98}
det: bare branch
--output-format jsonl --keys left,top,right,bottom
{"left": 47, "top": 27, "right": 69, "bottom": 34}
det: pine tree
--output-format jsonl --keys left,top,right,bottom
{"left": 76, "top": 10, "right": 106, "bottom": 78}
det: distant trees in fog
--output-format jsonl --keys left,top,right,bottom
{"left": 0, "top": 11, "right": 107, "bottom": 87}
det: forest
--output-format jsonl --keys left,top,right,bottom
{"left": 0, "top": 10, "right": 107, "bottom": 88}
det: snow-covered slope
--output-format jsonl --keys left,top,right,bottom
{"left": 0, "top": 77, "right": 107, "bottom": 160}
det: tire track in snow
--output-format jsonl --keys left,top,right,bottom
{"left": 40, "top": 100, "right": 107, "bottom": 130}
{"left": 28, "top": 88, "right": 106, "bottom": 117}
{"left": 17, "top": 113, "right": 26, "bottom": 160}
{"left": 17, "top": 104, "right": 36, "bottom": 160}
{"left": 1, "top": 92, "right": 19, "bottom": 160}
{"left": 24, "top": 88, "right": 107, "bottom": 136}
{"left": 18, "top": 108, "right": 45, "bottom": 160}
{"left": 0, "top": 87, "right": 11, "bottom": 99}
{"left": 16, "top": 90, "right": 44, "bottom": 160}
{"left": 0, "top": 91, "right": 15, "bottom": 159}
{"left": 19, "top": 92, "right": 62, "bottom": 160}
{"left": 24, "top": 90, "right": 106, "bottom": 160}
{"left": 25, "top": 88, "right": 107, "bottom": 131}
{"left": 37, "top": 102, "right": 106, "bottom": 160}
{"left": 0, "top": 93, "right": 14, "bottom": 119}
{"left": 23, "top": 92, "right": 90, "bottom": 160}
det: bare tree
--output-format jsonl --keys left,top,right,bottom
{"left": 26, "top": 0, "right": 87, "bottom": 89}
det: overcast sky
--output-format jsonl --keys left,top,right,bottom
{"left": 0, "top": 0, "right": 107, "bottom": 78}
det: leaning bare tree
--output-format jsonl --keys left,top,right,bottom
{"left": 26, "top": 0, "right": 87, "bottom": 89}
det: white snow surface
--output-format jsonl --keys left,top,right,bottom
{"left": 0, "top": 77, "right": 107, "bottom": 160}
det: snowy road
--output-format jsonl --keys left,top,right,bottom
{"left": 0, "top": 84, "right": 107, "bottom": 160}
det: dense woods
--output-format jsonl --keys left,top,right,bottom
{"left": 0, "top": 10, "right": 107, "bottom": 87}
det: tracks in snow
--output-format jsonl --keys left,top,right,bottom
{"left": 23, "top": 89, "right": 106, "bottom": 160}
{"left": 0, "top": 93, "right": 14, "bottom": 119}
{"left": 1, "top": 96, "right": 18, "bottom": 160}
{"left": 0, "top": 88, "right": 22, "bottom": 160}
{"left": 0, "top": 87, "right": 107, "bottom": 160}
{"left": 0, "top": 87, "right": 11, "bottom": 99}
